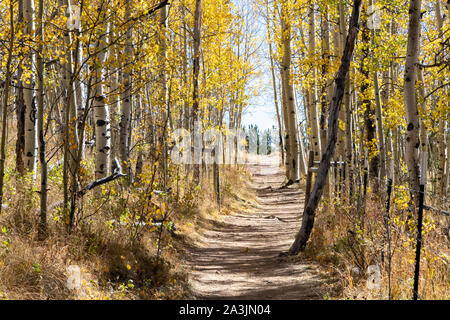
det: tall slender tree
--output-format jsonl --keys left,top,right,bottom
{"left": 289, "top": 0, "right": 362, "bottom": 255}
{"left": 404, "top": 0, "right": 422, "bottom": 206}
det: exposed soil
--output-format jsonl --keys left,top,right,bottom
{"left": 187, "top": 155, "right": 333, "bottom": 299}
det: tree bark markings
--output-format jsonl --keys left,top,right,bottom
{"left": 289, "top": 0, "right": 362, "bottom": 255}
{"left": 404, "top": 0, "right": 422, "bottom": 207}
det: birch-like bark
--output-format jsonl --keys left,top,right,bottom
{"left": 418, "top": 68, "right": 427, "bottom": 188}
{"left": 23, "top": 0, "right": 37, "bottom": 175}
{"left": 308, "top": 2, "right": 321, "bottom": 159}
{"left": 109, "top": 29, "right": 120, "bottom": 161}
{"left": 294, "top": 94, "right": 307, "bottom": 177}
{"left": 94, "top": 7, "right": 111, "bottom": 179}
{"left": 192, "top": 0, "right": 202, "bottom": 184}
{"left": 280, "top": 2, "right": 299, "bottom": 182}
{"left": 36, "top": 0, "right": 47, "bottom": 239}
{"left": 298, "top": 123, "right": 308, "bottom": 176}
{"left": 381, "top": 64, "right": 392, "bottom": 183}
{"left": 344, "top": 73, "right": 353, "bottom": 199}
{"left": 0, "top": 1, "right": 14, "bottom": 216}
{"left": 404, "top": 0, "right": 422, "bottom": 205}
{"left": 281, "top": 77, "right": 292, "bottom": 180}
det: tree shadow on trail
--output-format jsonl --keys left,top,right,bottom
{"left": 187, "top": 155, "right": 332, "bottom": 300}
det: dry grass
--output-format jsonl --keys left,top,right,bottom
{"left": 4, "top": 144, "right": 445, "bottom": 300}
{"left": 0, "top": 145, "right": 252, "bottom": 300}
{"left": 301, "top": 188, "right": 449, "bottom": 300}
{"left": 0, "top": 209, "right": 191, "bottom": 300}
{"left": 176, "top": 164, "right": 255, "bottom": 245}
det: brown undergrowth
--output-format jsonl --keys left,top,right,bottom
{"left": 300, "top": 187, "right": 449, "bottom": 300}
{"left": 0, "top": 153, "right": 250, "bottom": 299}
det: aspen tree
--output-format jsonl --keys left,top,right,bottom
{"left": 192, "top": 0, "right": 202, "bottom": 184}
{"left": 435, "top": 0, "right": 447, "bottom": 198}
{"left": 60, "top": 0, "right": 79, "bottom": 212}
{"left": 381, "top": 63, "right": 391, "bottom": 189}
{"left": 294, "top": 89, "right": 307, "bottom": 177}
{"left": 280, "top": 0, "right": 299, "bottom": 183}
{"left": 308, "top": 1, "right": 321, "bottom": 159}
{"left": 108, "top": 29, "right": 120, "bottom": 162}
{"left": 404, "top": 0, "right": 422, "bottom": 205}
{"left": 0, "top": 0, "right": 14, "bottom": 216}
{"left": 344, "top": 73, "right": 353, "bottom": 198}
{"left": 73, "top": 2, "right": 84, "bottom": 162}
{"left": 158, "top": 4, "right": 168, "bottom": 188}
{"left": 15, "top": 0, "right": 25, "bottom": 176}
{"left": 36, "top": 0, "right": 47, "bottom": 239}
{"left": 370, "top": 0, "right": 386, "bottom": 185}
{"left": 120, "top": 0, "right": 133, "bottom": 177}
{"left": 281, "top": 77, "right": 292, "bottom": 180}
{"left": 181, "top": 4, "right": 190, "bottom": 132}
{"left": 93, "top": 2, "right": 111, "bottom": 179}
{"left": 23, "top": 0, "right": 37, "bottom": 175}
{"left": 418, "top": 68, "right": 427, "bottom": 188}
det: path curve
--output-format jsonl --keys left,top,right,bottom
{"left": 188, "top": 154, "right": 330, "bottom": 299}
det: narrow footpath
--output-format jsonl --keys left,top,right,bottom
{"left": 188, "top": 155, "right": 333, "bottom": 299}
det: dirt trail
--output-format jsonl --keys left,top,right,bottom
{"left": 187, "top": 154, "right": 331, "bottom": 299}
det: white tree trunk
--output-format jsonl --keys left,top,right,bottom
{"left": 435, "top": 0, "right": 447, "bottom": 198}
{"left": 23, "top": 0, "right": 37, "bottom": 175}
{"left": 404, "top": 0, "right": 422, "bottom": 204}
{"left": 281, "top": 79, "right": 292, "bottom": 180}
{"left": 370, "top": 0, "right": 386, "bottom": 184}
{"left": 94, "top": 15, "right": 111, "bottom": 179}
{"left": 308, "top": 2, "right": 321, "bottom": 159}
{"left": 280, "top": 2, "right": 299, "bottom": 182}
{"left": 109, "top": 30, "right": 120, "bottom": 161}
{"left": 36, "top": 0, "right": 47, "bottom": 239}
{"left": 75, "top": 25, "right": 85, "bottom": 161}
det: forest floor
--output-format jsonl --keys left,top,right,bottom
{"left": 185, "top": 154, "right": 338, "bottom": 299}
